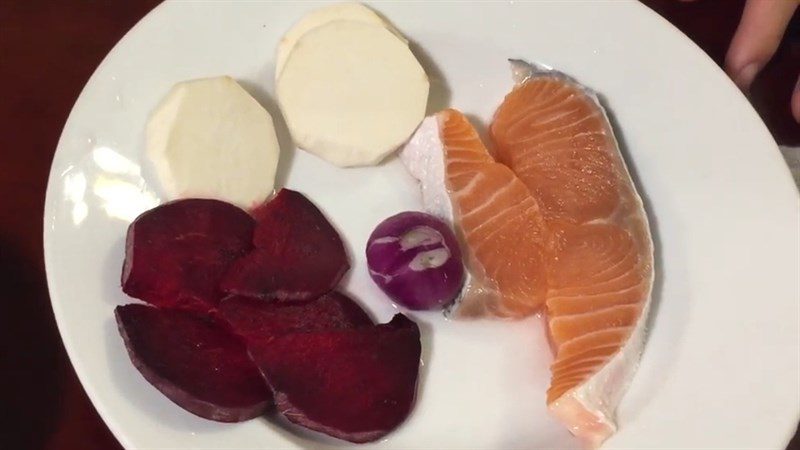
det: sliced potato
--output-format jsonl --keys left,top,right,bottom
{"left": 277, "top": 21, "right": 428, "bottom": 167}
{"left": 274, "top": 2, "right": 407, "bottom": 79}
{"left": 147, "top": 76, "right": 280, "bottom": 209}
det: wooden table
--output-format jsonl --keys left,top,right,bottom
{"left": 1, "top": 1, "right": 796, "bottom": 448}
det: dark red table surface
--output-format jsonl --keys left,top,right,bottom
{"left": 1, "top": 1, "right": 797, "bottom": 449}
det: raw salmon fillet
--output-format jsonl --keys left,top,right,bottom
{"left": 400, "top": 62, "right": 653, "bottom": 447}
{"left": 491, "top": 63, "right": 653, "bottom": 447}
{"left": 437, "top": 109, "right": 549, "bottom": 318}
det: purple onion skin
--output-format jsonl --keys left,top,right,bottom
{"left": 366, "top": 212, "right": 464, "bottom": 310}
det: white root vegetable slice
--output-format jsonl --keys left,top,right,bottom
{"left": 277, "top": 21, "right": 429, "bottom": 167}
{"left": 146, "top": 76, "right": 280, "bottom": 209}
{"left": 274, "top": 2, "right": 407, "bottom": 79}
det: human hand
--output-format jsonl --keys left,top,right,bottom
{"left": 722, "top": 0, "right": 799, "bottom": 122}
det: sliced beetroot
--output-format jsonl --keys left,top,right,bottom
{"left": 219, "top": 250, "right": 347, "bottom": 302}
{"left": 122, "top": 198, "right": 255, "bottom": 311}
{"left": 217, "top": 291, "right": 373, "bottom": 341}
{"left": 220, "top": 189, "right": 349, "bottom": 302}
{"left": 115, "top": 304, "right": 271, "bottom": 422}
{"left": 248, "top": 314, "right": 421, "bottom": 443}
{"left": 249, "top": 188, "right": 340, "bottom": 249}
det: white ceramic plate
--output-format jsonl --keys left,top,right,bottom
{"left": 44, "top": 1, "right": 800, "bottom": 448}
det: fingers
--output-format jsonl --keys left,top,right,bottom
{"left": 792, "top": 75, "right": 800, "bottom": 123}
{"left": 724, "top": 0, "right": 798, "bottom": 91}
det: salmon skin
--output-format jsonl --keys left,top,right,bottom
{"left": 400, "top": 60, "right": 654, "bottom": 448}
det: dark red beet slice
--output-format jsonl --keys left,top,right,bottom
{"left": 220, "top": 189, "right": 349, "bottom": 302}
{"left": 121, "top": 199, "right": 254, "bottom": 311}
{"left": 248, "top": 314, "right": 421, "bottom": 443}
{"left": 217, "top": 291, "right": 373, "bottom": 341}
{"left": 115, "top": 304, "right": 271, "bottom": 422}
